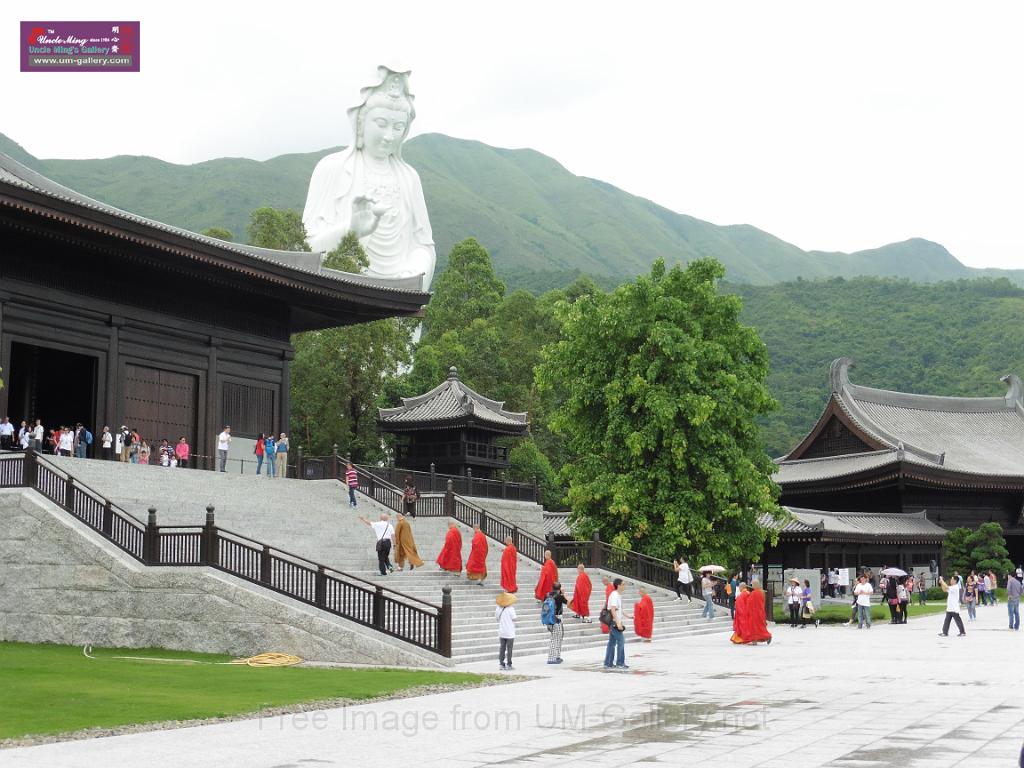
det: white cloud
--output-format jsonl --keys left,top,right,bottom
{"left": 2, "top": 0, "right": 1023, "bottom": 268}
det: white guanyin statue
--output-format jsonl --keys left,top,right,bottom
{"left": 303, "top": 65, "right": 436, "bottom": 290}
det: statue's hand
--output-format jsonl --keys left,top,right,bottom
{"left": 351, "top": 195, "right": 384, "bottom": 237}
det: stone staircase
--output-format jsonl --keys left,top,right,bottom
{"left": 45, "top": 457, "right": 733, "bottom": 663}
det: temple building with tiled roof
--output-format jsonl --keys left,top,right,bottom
{"left": 770, "top": 357, "right": 1024, "bottom": 567}
{"left": 0, "top": 153, "right": 429, "bottom": 457}
{"left": 378, "top": 366, "right": 528, "bottom": 478}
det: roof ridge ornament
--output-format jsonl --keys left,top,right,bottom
{"left": 447, "top": 366, "right": 459, "bottom": 382}
{"left": 829, "top": 357, "right": 854, "bottom": 394}
{"left": 1000, "top": 373, "right": 1023, "bottom": 408}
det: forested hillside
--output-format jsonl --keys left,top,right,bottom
{"left": 6, "top": 130, "right": 1024, "bottom": 289}
{"left": 733, "top": 277, "right": 1024, "bottom": 456}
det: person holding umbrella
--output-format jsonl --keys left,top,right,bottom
{"left": 880, "top": 567, "right": 908, "bottom": 624}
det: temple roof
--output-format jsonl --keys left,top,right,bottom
{"left": 762, "top": 507, "right": 947, "bottom": 543}
{"left": 0, "top": 153, "right": 430, "bottom": 329}
{"left": 776, "top": 358, "right": 1024, "bottom": 487}
{"left": 378, "top": 367, "right": 529, "bottom": 433}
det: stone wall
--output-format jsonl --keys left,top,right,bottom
{"left": 0, "top": 489, "right": 449, "bottom": 667}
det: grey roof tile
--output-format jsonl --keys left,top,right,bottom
{"left": 0, "top": 153, "right": 427, "bottom": 296}
{"left": 762, "top": 506, "right": 947, "bottom": 539}
{"left": 379, "top": 367, "right": 529, "bottom": 430}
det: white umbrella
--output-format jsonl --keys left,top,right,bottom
{"left": 699, "top": 565, "right": 726, "bottom": 573}
{"left": 881, "top": 567, "right": 907, "bottom": 577}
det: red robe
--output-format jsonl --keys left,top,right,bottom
{"left": 435, "top": 527, "right": 463, "bottom": 572}
{"left": 633, "top": 594, "right": 654, "bottom": 639}
{"left": 501, "top": 544, "right": 518, "bottom": 593}
{"left": 601, "top": 583, "right": 615, "bottom": 634}
{"left": 466, "top": 531, "right": 488, "bottom": 580}
{"left": 534, "top": 559, "right": 558, "bottom": 601}
{"left": 732, "top": 588, "right": 772, "bottom": 644}
{"left": 570, "top": 572, "right": 592, "bottom": 617}
{"left": 730, "top": 591, "right": 748, "bottom": 643}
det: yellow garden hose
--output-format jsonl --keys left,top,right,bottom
{"left": 83, "top": 645, "right": 304, "bottom": 667}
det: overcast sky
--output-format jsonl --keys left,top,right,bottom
{"left": 4, "top": 2, "right": 1023, "bottom": 268}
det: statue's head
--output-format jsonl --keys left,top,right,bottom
{"left": 349, "top": 65, "right": 416, "bottom": 160}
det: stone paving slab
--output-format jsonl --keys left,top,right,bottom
{"left": 3, "top": 601, "right": 1023, "bottom": 767}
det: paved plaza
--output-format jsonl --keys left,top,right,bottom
{"left": 4, "top": 603, "right": 1022, "bottom": 768}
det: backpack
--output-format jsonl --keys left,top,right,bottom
{"left": 540, "top": 596, "right": 556, "bottom": 625}
{"left": 85, "top": 430, "right": 93, "bottom": 445}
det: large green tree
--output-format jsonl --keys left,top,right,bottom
{"left": 247, "top": 207, "right": 310, "bottom": 251}
{"left": 942, "top": 527, "right": 972, "bottom": 575}
{"left": 421, "top": 237, "right": 505, "bottom": 342}
{"left": 536, "top": 258, "right": 781, "bottom": 563}
{"left": 966, "top": 522, "right": 1015, "bottom": 575}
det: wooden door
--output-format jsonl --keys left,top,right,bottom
{"left": 123, "top": 364, "right": 198, "bottom": 445}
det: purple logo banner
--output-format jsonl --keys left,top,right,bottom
{"left": 21, "top": 21, "right": 140, "bottom": 72}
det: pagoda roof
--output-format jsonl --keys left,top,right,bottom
{"left": 378, "top": 367, "right": 529, "bottom": 433}
{"left": 761, "top": 506, "right": 947, "bottom": 544}
{"left": 776, "top": 358, "right": 1024, "bottom": 490}
{"left": 0, "top": 153, "right": 430, "bottom": 331}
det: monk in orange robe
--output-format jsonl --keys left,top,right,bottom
{"left": 466, "top": 524, "right": 488, "bottom": 584}
{"left": 435, "top": 521, "right": 463, "bottom": 573}
{"left": 393, "top": 513, "right": 424, "bottom": 570}
{"left": 570, "top": 563, "right": 593, "bottom": 622}
{"left": 500, "top": 536, "right": 518, "bottom": 593}
{"left": 633, "top": 586, "right": 654, "bottom": 641}
{"left": 534, "top": 550, "right": 558, "bottom": 602}
{"left": 600, "top": 576, "right": 614, "bottom": 634}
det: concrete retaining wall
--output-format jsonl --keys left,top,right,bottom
{"left": 0, "top": 489, "right": 449, "bottom": 667}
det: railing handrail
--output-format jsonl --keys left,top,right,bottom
{"left": 29, "top": 451, "right": 145, "bottom": 527}
{"left": 2, "top": 450, "right": 448, "bottom": 652}
{"left": 213, "top": 525, "right": 440, "bottom": 610}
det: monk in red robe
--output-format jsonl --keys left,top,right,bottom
{"left": 534, "top": 550, "right": 558, "bottom": 602}
{"left": 633, "top": 586, "right": 654, "bottom": 641}
{"left": 570, "top": 563, "right": 593, "bottom": 622}
{"left": 435, "top": 521, "right": 463, "bottom": 573}
{"left": 732, "top": 581, "right": 772, "bottom": 644}
{"left": 730, "top": 583, "right": 749, "bottom": 644}
{"left": 600, "top": 576, "right": 614, "bottom": 634}
{"left": 500, "top": 536, "right": 518, "bottom": 593}
{"left": 466, "top": 524, "right": 488, "bottom": 585}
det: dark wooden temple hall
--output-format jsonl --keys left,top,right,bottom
{"left": 771, "top": 357, "right": 1024, "bottom": 567}
{"left": 0, "top": 154, "right": 430, "bottom": 457}
{"left": 377, "top": 366, "right": 529, "bottom": 479}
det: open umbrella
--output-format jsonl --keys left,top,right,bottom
{"left": 699, "top": 565, "right": 726, "bottom": 573}
{"left": 881, "top": 567, "right": 907, "bottom": 577}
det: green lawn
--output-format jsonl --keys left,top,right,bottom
{"left": 0, "top": 642, "right": 487, "bottom": 741}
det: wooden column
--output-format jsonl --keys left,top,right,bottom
{"left": 281, "top": 348, "right": 293, "bottom": 436}
{"left": 105, "top": 316, "right": 123, "bottom": 432}
{"left": 0, "top": 297, "right": 7, "bottom": 419}
{"left": 204, "top": 337, "right": 219, "bottom": 458}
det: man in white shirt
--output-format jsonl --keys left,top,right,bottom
{"left": 0, "top": 417, "right": 14, "bottom": 450}
{"left": 938, "top": 574, "right": 966, "bottom": 637}
{"left": 675, "top": 558, "right": 693, "bottom": 602}
{"left": 216, "top": 426, "right": 231, "bottom": 473}
{"left": 360, "top": 513, "right": 395, "bottom": 576}
{"left": 854, "top": 574, "right": 874, "bottom": 629}
{"left": 31, "top": 420, "right": 44, "bottom": 452}
{"left": 603, "top": 578, "right": 628, "bottom": 670}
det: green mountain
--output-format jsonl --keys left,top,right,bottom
{"left": 732, "top": 276, "right": 1024, "bottom": 456}
{"left": 4, "top": 131, "right": 1023, "bottom": 288}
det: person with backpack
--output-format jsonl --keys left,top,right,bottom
{"left": 359, "top": 512, "right": 395, "bottom": 576}
{"left": 263, "top": 433, "right": 276, "bottom": 478}
{"left": 603, "top": 578, "right": 628, "bottom": 670}
{"left": 542, "top": 581, "right": 568, "bottom": 664}
{"left": 402, "top": 477, "right": 419, "bottom": 518}
{"left": 495, "top": 592, "right": 518, "bottom": 671}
